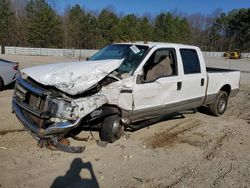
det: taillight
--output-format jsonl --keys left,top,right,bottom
{"left": 13, "top": 63, "right": 19, "bottom": 71}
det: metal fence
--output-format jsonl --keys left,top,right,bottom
{"left": 202, "top": 51, "right": 250, "bottom": 58}
{"left": 0, "top": 46, "right": 98, "bottom": 58}
{"left": 0, "top": 46, "right": 250, "bottom": 58}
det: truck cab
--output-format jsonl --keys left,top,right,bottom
{"left": 130, "top": 44, "right": 208, "bottom": 121}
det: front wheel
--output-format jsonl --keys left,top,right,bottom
{"left": 100, "top": 115, "right": 124, "bottom": 143}
{"left": 209, "top": 91, "right": 228, "bottom": 116}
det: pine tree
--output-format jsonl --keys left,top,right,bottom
{"left": 98, "top": 8, "right": 120, "bottom": 47}
{"left": 25, "top": 0, "right": 62, "bottom": 48}
{"left": 65, "top": 4, "right": 85, "bottom": 48}
{"left": 137, "top": 17, "right": 154, "bottom": 41}
{"left": 0, "top": 0, "right": 14, "bottom": 49}
{"left": 119, "top": 14, "right": 140, "bottom": 42}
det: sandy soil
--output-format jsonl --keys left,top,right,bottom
{"left": 0, "top": 55, "right": 250, "bottom": 188}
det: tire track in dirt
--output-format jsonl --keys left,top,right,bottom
{"left": 0, "top": 129, "right": 25, "bottom": 136}
{"left": 144, "top": 119, "right": 203, "bottom": 149}
{"left": 204, "top": 133, "right": 230, "bottom": 161}
{"left": 143, "top": 131, "right": 233, "bottom": 188}
{"left": 227, "top": 89, "right": 250, "bottom": 123}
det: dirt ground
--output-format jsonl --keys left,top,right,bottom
{"left": 0, "top": 55, "right": 250, "bottom": 188}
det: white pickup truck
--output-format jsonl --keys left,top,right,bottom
{"left": 12, "top": 42, "right": 240, "bottom": 152}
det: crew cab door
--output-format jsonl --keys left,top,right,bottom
{"left": 177, "top": 48, "right": 207, "bottom": 109}
{"left": 132, "top": 47, "right": 183, "bottom": 121}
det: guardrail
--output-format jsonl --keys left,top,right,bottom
{"left": 0, "top": 46, "right": 249, "bottom": 58}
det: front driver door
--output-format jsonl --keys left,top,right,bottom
{"left": 132, "top": 48, "right": 182, "bottom": 121}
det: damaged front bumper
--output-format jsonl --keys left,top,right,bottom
{"left": 12, "top": 77, "right": 87, "bottom": 153}
{"left": 13, "top": 99, "right": 81, "bottom": 137}
{"left": 12, "top": 76, "right": 110, "bottom": 153}
{"left": 12, "top": 99, "right": 85, "bottom": 153}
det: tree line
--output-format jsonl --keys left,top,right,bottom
{"left": 0, "top": 0, "right": 249, "bottom": 51}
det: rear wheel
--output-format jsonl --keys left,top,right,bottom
{"left": 0, "top": 77, "right": 4, "bottom": 91}
{"left": 209, "top": 91, "right": 228, "bottom": 116}
{"left": 100, "top": 115, "right": 124, "bottom": 143}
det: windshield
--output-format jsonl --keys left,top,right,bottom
{"left": 89, "top": 44, "right": 149, "bottom": 74}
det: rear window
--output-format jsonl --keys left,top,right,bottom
{"left": 180, "top": 49, "right": 201, "bottom": 74}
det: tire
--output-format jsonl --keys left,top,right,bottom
{"left": 100, "top": 114, "right": 124, "bottom": 143}
{"left": 0, "top": 77, "right": 4, "bottom": 91}
{"left": 209, "top": 91, "right": 228, "bottom": 116}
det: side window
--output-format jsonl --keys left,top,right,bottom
{"left": 143, "top": 48, "right": 177, "bottom": 82}
{"left": 180, "top": 49, "right": 201, "bottom": 74}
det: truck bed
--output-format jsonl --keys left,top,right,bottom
{"left": 205, "top": 67, "right": 240, "bottom": 104}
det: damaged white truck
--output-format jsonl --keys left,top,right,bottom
{"left": 12, "top": 42, "right": 240, "bottom": 153}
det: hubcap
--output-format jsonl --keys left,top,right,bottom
{"left": 112, "top": 119, "right": 124, "bottom": 139}
{"left": 218, "top": 97, "right": 226, "bottom": 113}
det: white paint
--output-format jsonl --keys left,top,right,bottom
{"left": 132, "top": 43, "right": 240, "bottom": 113}
{"left": 178, "top": 46, "right": 207, "bottom": 104}
{"left": 69, "top": 76, "right": 134, "bottom": 119}
{"left": 0, "top": 59, "right": 18, "bottom": 86}
{"left": 103, "top": 76, "right": 134, "bottom": 110}
{"left": 22, "top": 59, "right": 123, "bottom": 95}
{"left": 206, "top": 71, "right": 240, "bottom": 96}
{"left": 72, "top": 93, "right": 108, "bottom": 118}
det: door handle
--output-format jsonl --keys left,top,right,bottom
{"left": 120, "top": 89, "right": 133, "bottom": 93}
{"left": 201, "top": 78, "right": 205, "bottom": 86}
{"left": 177, "top": 81, "right": 182, "bottom": 90}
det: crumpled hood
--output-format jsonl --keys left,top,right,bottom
{"left": 21, "top": 59, "right": 123, "bottom": 95}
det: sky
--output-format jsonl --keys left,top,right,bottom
{"left": 49, "top": 0, "right": 250, "bottom": 16}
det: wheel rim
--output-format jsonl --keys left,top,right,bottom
{"left": 112, "top": 119, "right": 124, "bottom": 139}
{"left": 218, "top": 95, "right": 226, "bottom": 113}
{"left": 116, "top": 123, "right": 124, "bottom": 138}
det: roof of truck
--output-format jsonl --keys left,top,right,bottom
{"left": 114, "top": 41, "right": 198, "bottom": 49}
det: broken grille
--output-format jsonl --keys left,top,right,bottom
{"left": 14, "top": 78, "right": 48, "bottom": 128}
{"left": 15, "top": 82, "right": 45, "bottom": 110}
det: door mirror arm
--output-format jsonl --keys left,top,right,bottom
{"left": 136, "top": 74, "right": 145, "bottom": 84}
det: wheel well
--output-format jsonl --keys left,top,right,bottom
{"left": 220, "top": 84, "right": 231, "bottom": 96}
{"left": 0, "top": 76, "right": 4, "bottom": 84}
{"left": 87, "top": 105, "right": 121, "bottom": 121}
{"left": 102, "top": 105, "right": 122, "bottom": 116}
{"left": 0, "top": 76, "right": 4, "bottom": 88}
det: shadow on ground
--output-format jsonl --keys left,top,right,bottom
{"left": 51, "top": 158, "right": 100, "bottom": 188}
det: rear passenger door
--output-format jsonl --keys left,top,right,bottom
{"left": 178, "top": 48, "right": 207, "bottom": 109}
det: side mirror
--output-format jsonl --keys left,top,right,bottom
{"left": 136, "top": 74, "right": 144, "bottom": 84}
